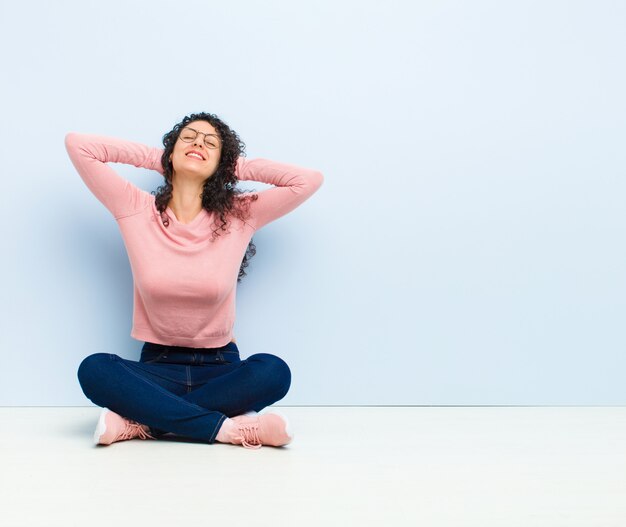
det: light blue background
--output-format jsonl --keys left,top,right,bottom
{"left": 1, "top": 0, "right": 624, "bottom": 405}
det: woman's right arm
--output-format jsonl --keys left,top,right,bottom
{"left": 64, "top": 133, "right": 164, "bottom": 219}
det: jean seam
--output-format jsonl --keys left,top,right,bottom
{"left": 210, "top": 414, "right": 228, "bottom": 443}
{"left": 112, "top": 355, "right": 220, "bottom": 416}
{"left": 127, "top": 358, "right": 190, "bottom": 385}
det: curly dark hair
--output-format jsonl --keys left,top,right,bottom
{"left": 151, "top": 112, "right": 258, "bottom": 283}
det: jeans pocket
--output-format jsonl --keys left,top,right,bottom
{"left": 141, "top": 350, "right": 169, "bottom": 364}
{"left": 219, "top": 351, "right": 241, "bottom": 365}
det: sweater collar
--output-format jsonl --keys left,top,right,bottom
{"left": 151, "top": 200, "right": 213, "bottom": 245}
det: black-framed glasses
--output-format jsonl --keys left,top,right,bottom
{"left": 179, "top": 127, "right": 221, "bottom": 149}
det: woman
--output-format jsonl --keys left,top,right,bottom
{"left": 65, "top": 112, "right": 324, "bottom": 449}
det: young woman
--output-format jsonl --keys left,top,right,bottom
{"left": 65, "top": 112, "right": 324, "bottom": 449}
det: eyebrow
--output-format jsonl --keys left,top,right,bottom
{"left": 184, "top": 126, "right": 220, "bottom": 139}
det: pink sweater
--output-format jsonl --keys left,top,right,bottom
{"left": 65, "top": 133, "right": 324, "bottom": 348}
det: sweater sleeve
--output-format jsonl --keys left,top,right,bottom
{"left": 235, "top": 157, "right": 324, "bottom": 231}
{"left": 64, "top": 132, "right": 164, "bottom": 220}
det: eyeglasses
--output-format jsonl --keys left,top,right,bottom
{"left": 178, "top": 127, "right": 221, "bottom": 149}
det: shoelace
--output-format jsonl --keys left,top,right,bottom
{"left": 234, "top": 423, "right": 263, "bottom": 449}
{"left": 118, "top": 419, "right": 156, "bottom": 441}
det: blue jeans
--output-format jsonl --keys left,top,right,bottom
{"left": 77, "top": 341, "right": 292, "bottom": 443}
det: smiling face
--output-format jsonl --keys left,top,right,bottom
{"left": 169, "top": 120, "right": 222, "bottom": 180}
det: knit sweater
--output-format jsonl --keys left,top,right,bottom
{"left": 65, "top": 133, "right": 324, "bottom": 348}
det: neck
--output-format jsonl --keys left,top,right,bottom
{"left": 169, "top": 175, "right": 205, "bottom": 223}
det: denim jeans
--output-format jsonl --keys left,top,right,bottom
{"left": 77, "top": 341, "right": 292, "bottom": 443}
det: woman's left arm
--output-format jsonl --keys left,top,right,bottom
{"left": 235, "top": 157, "right": 324, "bottom": 231}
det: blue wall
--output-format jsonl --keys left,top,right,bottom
{"left": 1, "top": 0, "right": 625, "bottom": 405}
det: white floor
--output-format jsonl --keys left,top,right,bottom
{"left": 1, "top": 406, "right": 625, "bottom": 526}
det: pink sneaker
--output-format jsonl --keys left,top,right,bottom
{"left": 93, "top": 407, "right": 156, "bottom": 446}
{"left": 227, "top": 410, "right": 294, "bottom": 449}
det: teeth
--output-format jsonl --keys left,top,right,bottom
{"left": 187, "top": 153, "right": 203, "bottom": 160}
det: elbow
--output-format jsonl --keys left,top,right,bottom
{"left": 313, "top": 170, "right": 324, "bottom": 189}
{"left": 64, "top": 132, "right": 94, "bottom": 159}
{"left": 64, "top": 132, "right": 80, "bottom": 151}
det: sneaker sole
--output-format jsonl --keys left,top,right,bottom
{"left": 93, "top": 407, "right": 110, "bottom": 445}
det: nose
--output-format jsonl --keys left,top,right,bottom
{"left": 192, "top": 134, "right": 206, "bottom": 149}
